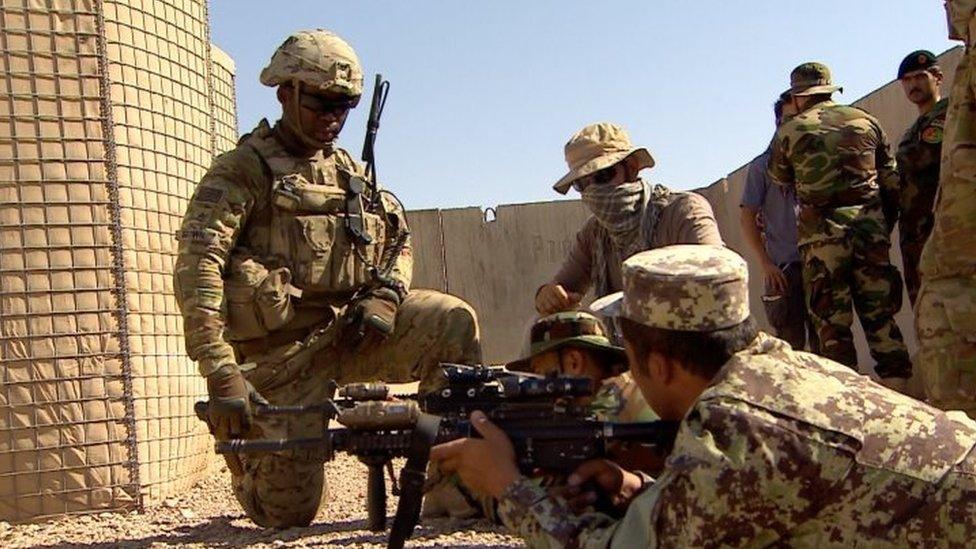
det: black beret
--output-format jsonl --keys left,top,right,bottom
{"left": 898, "top": 50, "right": 938, "bottom": 79}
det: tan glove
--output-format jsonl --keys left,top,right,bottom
{"left": 205, "top": 364, "right": 267, "bottom": 440}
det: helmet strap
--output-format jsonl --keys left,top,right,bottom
{"left": 281, "top": 80, "right": 333, "bottom": 154}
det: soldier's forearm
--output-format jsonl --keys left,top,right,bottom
{"left": 498, "top": 478, "right": 618, "bottom": 548}
{"left": 175, "top": 254, "right": 236, "bottom": 376}
{"left": 738, "top": 208, "right": 774, "bottom": 266}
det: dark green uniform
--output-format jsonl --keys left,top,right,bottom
{"left": 896, "top": 97, "right": 948, "bottom": 305}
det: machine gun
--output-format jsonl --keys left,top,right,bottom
{"left": 194, "top": 365, "right": 679, "bottom": 548}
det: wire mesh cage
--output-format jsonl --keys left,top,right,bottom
{"left": 0, "top": 0, "right": 237, "bottom": 521}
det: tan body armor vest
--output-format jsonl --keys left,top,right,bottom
{"left": 223, "top": 121, "right": 387, "bottom": 342}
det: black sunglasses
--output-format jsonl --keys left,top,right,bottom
{"left": 573, "top": 165, "right": 619, "bottom": 192}
{"left": 299, "top": 92, "right": 360, "bottom": 116}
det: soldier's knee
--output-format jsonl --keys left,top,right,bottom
{"left": 446, "top": 298, "right": 478, "bottom": 335}
{"left": 442, "top": 297, "right": 481, "bottom": 360}
{"left": 232, "top": 454, "right": 326, "bottom": 528}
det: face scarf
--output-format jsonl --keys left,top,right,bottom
{"left": 582, "top": 179, "right": 672, "bottom": 320}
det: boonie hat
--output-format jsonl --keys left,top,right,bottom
{"left": 507, "top": 311, "right": 627, "bottom": 373}
{"left": 552, "top": 123, "right": 654, "bottom": 195}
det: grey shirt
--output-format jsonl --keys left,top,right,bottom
{"left": 741, "top": 148, "right": 801, "bottom": 265}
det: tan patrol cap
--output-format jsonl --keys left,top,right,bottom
{"left": 590, "top": 245, "right": 750, "bottom": 332}
{"left": 552, "top": 123, "right": 654, "bottom": 195}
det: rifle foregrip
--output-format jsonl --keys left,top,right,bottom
{"left": 366, "top": 462, "right": 387, "bottom": 532}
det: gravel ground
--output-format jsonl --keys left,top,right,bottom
{"left": 1, "top": 455, "right": 521, "bottom": 549}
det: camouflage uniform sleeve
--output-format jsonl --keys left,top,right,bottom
{"left": 644, "top": 400, "right": 833, "bottom": 546}
{"left": 767, "top": 127, "right": 795, "bottom": 188}
{"left": 496, "top": 476, "right": 622, "bottom": 548}
{"left": 174, "top": 150, "right": 263, "bottom": 376}
{"left": 379, "top": 190, "right": 413, "bottom": 294}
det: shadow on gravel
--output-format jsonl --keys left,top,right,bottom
{"left": 28, "top": 515, "right": 515, "bottom": 548}
{"left": 321, "top": 518, "right": 516, "bottom": 548}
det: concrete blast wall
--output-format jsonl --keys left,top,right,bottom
{"left": 409, "top": 47, "right": 963, "bottom": 366}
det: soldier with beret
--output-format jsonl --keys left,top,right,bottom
{"left": 174, "top": 30, "right": 481, "bottom": 528}
{"left": 430, "top": 245, "right": 976, "bottom": 547}
{"left": 896, "top": 49, "right": 948, "bottom": 305}
{"left": 768, "top": 62, "right": 912, "bottom": 391}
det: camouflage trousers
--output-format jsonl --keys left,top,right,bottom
{"left": 899, "top": 218, "right": 932, "bottom": 307}
{"left": 229, "top": 289, "right": 481, "bottom": 528}
{"left": 916, "top": 278, "right": 976, "bottom": 418}
{"left": 800, "top": 233, "right": 911, "bottom": 378}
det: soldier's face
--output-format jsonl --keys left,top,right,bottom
{"left": 279, "top": 84, "right": 359, "bottom": 145}
{"left": 296, "top": 91, "right": 358, "bottom": 143}
{"left": 530, "top": 348, "right": 604, "bottom": 382}
{"left": 572, "top": 162, "right": 629, "bottom": 193}
{"left": 900, "top": 69, "right": 941, "bottom": 105}
{"left": 529, "top": 350, "right": 563, "bottom": 376}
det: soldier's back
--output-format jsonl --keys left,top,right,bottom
{"left": 654, "top": 333, "right": 976, "bottom": 546}
{"left": 779, "top": 102, "right": 884, "bottom": 208}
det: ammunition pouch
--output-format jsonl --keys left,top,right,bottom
{"left": 224, "top": 258, "right": 301, "bottom": 341}
{"left": 269, "top": 174, "right": 386, "bottom": 295}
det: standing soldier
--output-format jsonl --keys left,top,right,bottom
{"left": 916, "top": 1, "right": 976, "bottom": 417}
{"left": 769, "top": 62, "right": 911, "bottom": 390}
{"left": 739, "top": 93, "right": 817, "bottom": 352}
{"left": 896, "top": 50, "right": 948, "bottom": 305}
{"left": 174, "top": 30, "right": 481, "bottom": 528}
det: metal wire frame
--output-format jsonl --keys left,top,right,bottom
{"left": 0, "top": 0, "right": 137, "bottom": 521}
{"left": 1, "top": 0, "right": 232, "bottom": 518}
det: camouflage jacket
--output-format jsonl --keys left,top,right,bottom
{"left": 496, "top": 333, "right": 976, "bottom": 548}
{"left": 174, "top": 119, "right": 412, "bottom": 375}
{"left": 768, "top": 101, "right": 900, "bottom": 246}
{"left": 896, "top": 98, "right": 947, "bottom": 249}
{"left": 920, "top": 35, "right": 976, "bottom": 279}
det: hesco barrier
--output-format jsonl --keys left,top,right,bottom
{"left": 0, "top": 0, "right": 236, "bottom": 521}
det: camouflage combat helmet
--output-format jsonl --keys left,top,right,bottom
{"left": 507, "top": 311, "right": 627, "bottom": 373}
{"left": 260, "top": 29, "right": 364, "bottom": 97}
{"left": 591, "top": 245, "right": 750, "bottom": 332}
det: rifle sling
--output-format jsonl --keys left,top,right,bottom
{"left": 387, "top": 412, "right": 441, "bottom": 549}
